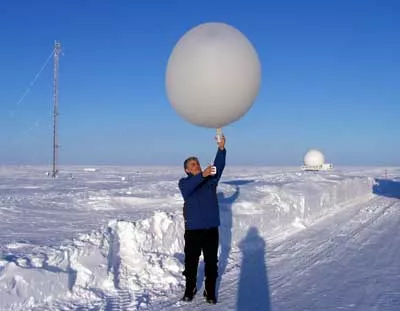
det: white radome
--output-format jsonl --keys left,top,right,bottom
{"left": 304, "top": 149, "right": 325, "bottom": 167}
{"left": 165, "top": 22, "right": 261, "bottom": 128}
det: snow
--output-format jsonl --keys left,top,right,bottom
{"left": 0, "top": 165, "right": 399, "bottom": 310}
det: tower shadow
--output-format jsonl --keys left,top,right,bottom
{"left": 237, "top": 227, "right": 272, "bottom": 311}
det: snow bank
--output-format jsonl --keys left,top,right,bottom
{"left": 0, "top": 212, "right": 185, "bottom": 310}
{"left": 105, "top": 214, "right": 184, "bottom": 292}
{"left": 265, "top": 174, "right": 375, "bottom": 225}
{"left": 218, "top": 173, "right": 375, "bottom": 245}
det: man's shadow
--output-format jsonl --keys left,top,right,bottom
{"left": 237, "top": 227, "right": 272, "bottom": 310}
{"left": 196, "top": 179, "right": 255, "bottom": 298}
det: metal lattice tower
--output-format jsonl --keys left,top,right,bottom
{"left": 52, "top": 41, "right": 61, "bottom": 178}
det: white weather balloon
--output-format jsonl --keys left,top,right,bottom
{"left": 165, "top": 22, "right": 261, "bottom": 130}
{"left": 304, "top": 149, "right": 325, "bottom": 166}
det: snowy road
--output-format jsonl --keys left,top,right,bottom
{"left": 152, "top": 196, "right": 400, "bottom": 311}
{"left": 270, "top": 196, "right": 400, "bottom": 311}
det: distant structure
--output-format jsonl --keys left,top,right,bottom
{"left": 51, "top": 41, "right": 61, "bottom": 178}
{"left": 301, "top": 149, "right": 333, "bottom": 171}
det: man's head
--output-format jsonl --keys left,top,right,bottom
{"left": 184, "top": 156, "right": 202, "bottom": 175}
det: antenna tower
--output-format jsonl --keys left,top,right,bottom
{"left": 52, "top": 41, "right": 61, "bottom": 178}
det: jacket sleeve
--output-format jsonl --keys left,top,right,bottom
{"left": 179, "top": 173, "right": 206, "bottom": 200}
{"left": 213, "top": 148, "right": 226, "bottom": 181}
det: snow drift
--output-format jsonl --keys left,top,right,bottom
{"left": 0, "top": 212, "right": 185, "bottom": 310}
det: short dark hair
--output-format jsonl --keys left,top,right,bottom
{"left": 184, "top": 156, "right": 199, "bottom": 170}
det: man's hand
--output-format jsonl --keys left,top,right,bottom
{"left": 202, "top": 165, "right": 213, "bottom": 177}
{"left": 217, "top": 135, "right": 226, "bottom": 150}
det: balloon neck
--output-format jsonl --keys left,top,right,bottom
{"left": 216, "top": 128, "right": 223, "bottom": 143}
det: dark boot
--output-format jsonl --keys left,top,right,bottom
{"left": 203, "top": 278, "right": 217, "bottom": 304}
{"left": 182, "top": 279, "right": 197, "bottom": 302}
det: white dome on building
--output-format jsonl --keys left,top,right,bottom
{"left": 304, "top": 149, "right": 325, "bottom": 166}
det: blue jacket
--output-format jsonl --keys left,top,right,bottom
{"left": 178, "top": 148, "right": 226, "bottom": 230}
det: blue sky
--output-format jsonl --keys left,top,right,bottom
{"left": 0, "top": 0, "right": 399, "bottom": 166}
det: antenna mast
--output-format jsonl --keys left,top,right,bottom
{"left": 52, "top": 41, "right": 61, "bottom": 178}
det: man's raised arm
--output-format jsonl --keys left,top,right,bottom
{"left": 213, "top": 135, "right": 226, "bottom": 181}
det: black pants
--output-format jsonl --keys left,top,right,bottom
{"left": 183, "top": 227, "right": 219, "bottom": 289}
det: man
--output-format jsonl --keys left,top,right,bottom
{"left": 178, "top": 135, "right": 226, "bottom": 304}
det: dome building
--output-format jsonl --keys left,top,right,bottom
{"left": 301, "top": 149, "right": 333, "bottom": 171}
